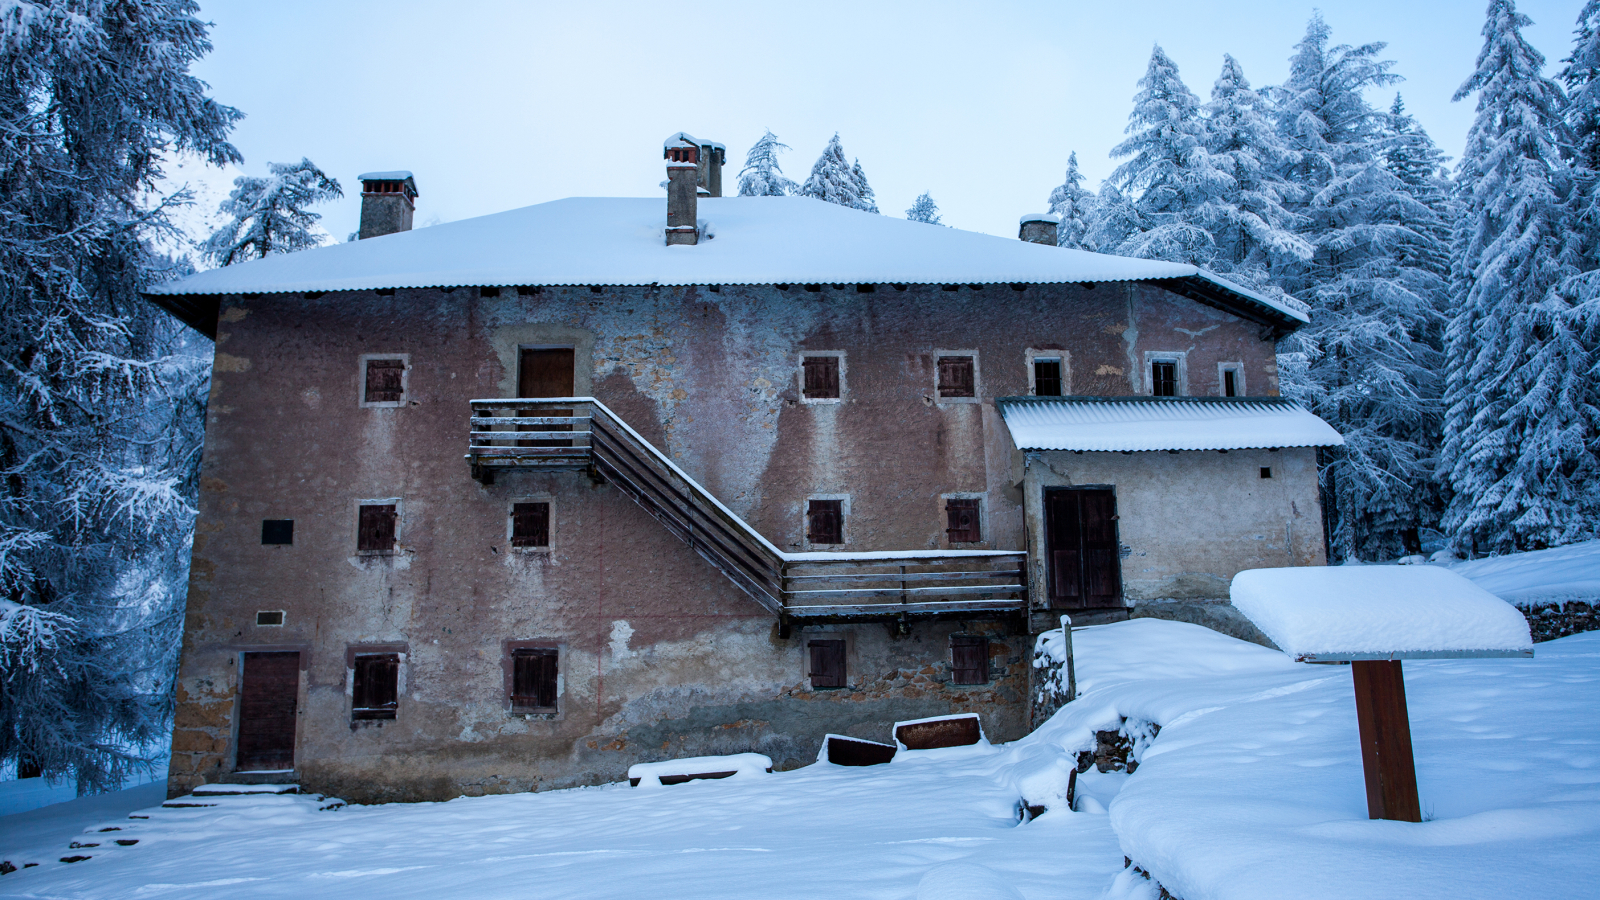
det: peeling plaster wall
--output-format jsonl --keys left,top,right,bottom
{"left": 167, "top": 280, "right": 1286, "bottom": 802}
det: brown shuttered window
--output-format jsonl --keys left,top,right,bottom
{"left": 511, "top": 502, "right": 550, "bottom": 547}
{"left": 809, "top": 639, "right": 846, "bottom": 689}
{"left": 802, "top": 356, "right": 841, "bottom": 399}
{"left": 938, "top": 356, "right": 976, "bottom": 397}
{"left": 946, "top": 498, "right": 981, "bottom": 543}
{"left": 365, "top": 358, "right": 405, "bottom": 402}
{"left": 358, "top": 504, "right": 397, "bottom": 552}
{"left": 351, "top": 654, "right": 399, "bottom": 720}
{"left": 1033, "top": 358, "right": 1063, "bottom": 396}
{"left": 1151, "top": 360, "right": 1178, "bottom": 397}
{"left": 807, "top": 499, "right": 843, "bottom": 545}
{"left": 951, "top": 635, "right": 990, "bottom": 684}
{"left": 511, "top": 648, "right": 559, "bottom": 711}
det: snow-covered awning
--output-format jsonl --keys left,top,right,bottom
{"left": 997, "top": 396, "right": 1343, "bottom": 452}
{"left": 145, "top": 196, "right": 1308, "bottom": 333}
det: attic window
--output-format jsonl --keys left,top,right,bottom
{"left": 351, "top": 654, "right": 399, "bottom": 720}
{"left": 946, "top": 498, "right": 981, "bottom": 543}
{"left": 938, "top": 356, "right": 976, "bottom": 398}
{"left": 1033, "top": 358, "right": 1063, "bottom": 397}
{"left": 807, "top": 499, "right": 843, "bottom": 545}
{"left": 510, "top": 648, "right": 558, "bottom": 712}
{"left": 950, "top": 635, "right": 990, "bottom": 684}
{"left": 1151, "top": 360, "right": 1178, "bottom": 397}
{"left": 365, "top": 358, "right": 405, "bottom": 403}
{"left": 802, "top": 356, "right": 840, "bottom": 400}
{"left": 511, "top": 502, "right": 550, "bottom": 548}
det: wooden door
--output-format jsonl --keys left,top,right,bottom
{"left": 1044, "top": 488, "right": 1122, "bottom": 609}
{"left": 236, "top": 651, "right": 299, "bottom": 771}
{"left": 518, "top": 347, "right": 575, "bottom": 447}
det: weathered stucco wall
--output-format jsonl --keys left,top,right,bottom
{"left": 168, "top": 278, "right": 1292, "bottom": 802}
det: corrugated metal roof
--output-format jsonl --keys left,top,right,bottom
{"left": 145, "top": 196, "right": 1308, "bottom": 326}
{"left": 997, "top": 396, "right": 1344, "bottom": 452}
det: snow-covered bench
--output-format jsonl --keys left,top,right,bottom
{"left": 626, "top": 752, "right": 772, "bottom": 788}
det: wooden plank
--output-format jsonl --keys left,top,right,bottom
{"left": 786, "top": 584, "right": 1023, "bottom": 600}
{"left": 786, "top": 599, "right": 1024, "bottom": 617}
{"left": 468, "top": 447, "right": 590, "bottom": 458}
{"left": 471, "top": 431, "right": 592, "bottom": 441}
{"left": 470, "top": 416, "right": 590, "bottom": 426}
{"left": 1352, "top": 660, "right": 1421, "bottom": 822}
{"left": 784, "top": 553, "right": 1024, "bottom": 570}
{"left": 783, "top": 570, "right": 1023, "bottom": 584}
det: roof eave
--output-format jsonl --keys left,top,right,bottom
{"left": 1154, "top": 275, "right": 1306, "bottom": 339}
{"left": 144, "top": 292, "right": 220, "bottom": 339}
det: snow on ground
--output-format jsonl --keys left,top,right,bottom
{"left": 2, "top": 620, "right": 1594, "bottom": 899}
{"left": 1449, "top": 538, "right": 1600, "bottom": 607}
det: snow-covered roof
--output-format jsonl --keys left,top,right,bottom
{"left": 1230, "top": 566, "right": 1535, "bottom": 660}
{"left": 146, "top": 196, "right": 1308, "bottom": 327}
{"left": 1019, "top": 212, "right": 1060, "bottom": 224}
{"left": 997, "top": 396, "right": 1343, "bottom": 452}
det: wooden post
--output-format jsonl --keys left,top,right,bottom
{"left": 1351, "top": 660, "right": 1421, "bottom": 822}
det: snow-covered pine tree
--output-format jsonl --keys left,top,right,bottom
{"left": 0, "top": 0, "right": 240, "bottom": 792}
{"left": 1271, "top": 14, "right": 1452, "bottom": 561}
{"left": 736, "top": 130, "right": 798, "bottom": 197}
{"left": 202, "top": 159, "right": 342, "bottom": 266}
{"left": 1198, "top": 54, "right": 1310, "bottom": 291}
{"left": 1046, "top": 153, "right": 1096, "bottom": 249}
{"left": 906, "top": 192, "right": 942, "bottom": 224}
{"left": 799, "top": 134, "right": 877, "bottom": 212}
{"left": 1099, "top": 44, "right": 1228, "bottom": 266}
{"left": 1554, "top": 2, "right": 1600, "bottom": 326}
{"left": 1441, "top": 0, "right": 1595, "bottom": 555}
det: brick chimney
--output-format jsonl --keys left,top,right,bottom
{"left": 358, "top": 172, "right": 418, "bottom": 239}
{"left": 664, "top": 136, "right": 700, "bottom": 245}
{"left": 1019, "top": 213, "right": 1060, "bottom": 246}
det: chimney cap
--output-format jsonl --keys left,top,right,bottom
{"left": 1019, "top": 212, "right": 1060, "bottom": 225}
{"left": 360, "top": 171, "right": 419, "bottom": 196}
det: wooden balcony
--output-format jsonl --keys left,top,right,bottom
{"left": 467, "top": 398, "right": 1028, "bottom": 627}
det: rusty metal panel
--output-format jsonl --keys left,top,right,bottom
{"left": 895, "top": 716, "right": 981, "bottom": 750}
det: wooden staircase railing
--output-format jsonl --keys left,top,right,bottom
{"left": 469, "top": 398, "right": 1027, "bottom": 624}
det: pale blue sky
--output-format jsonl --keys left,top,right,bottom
{"left": 188, "top": 0, "right": 1588, "bottom": 239}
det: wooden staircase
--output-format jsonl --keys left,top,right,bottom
{"left": 467, "top": 398, "right": 1028, "bottom": 630}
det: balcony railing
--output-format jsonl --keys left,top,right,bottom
{"left": 468, "top": 398, "right": 1027, "bottom": 625}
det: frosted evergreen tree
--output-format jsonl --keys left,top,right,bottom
{"left": 800, "top": 134, "right": 877, "bottom": 213}
{"left": 736, "top": 130, "right": 798, "bottom": 197}
{"left": 1272, "top": 15, "right": 1451, "bottom": 561}
{"left": 1046, "top": 153, "right": 1096, "bottom": 249}
{"left": 1198, "top": 54, "right": 1310, "bottom": 290}
{"left": 1563, "top": 1, "right": 1600, "bottom": 171}
{"left": 906, "top": 192, "right": 942, "bottom": 224}
{"left": 203, "top": 159, "right": 342, "bottom": 266}
{"left": 1099, "top": 45, "right": 1228, "bottom": 266}
{"left": 0, "top": 0, "right": 240, "bottom": 791}
{"left": 1441, "top": 0, "right": 1594, "bottom": 555}
{"left": 1554, "top": 2, "right": 1600, "bottom": 324}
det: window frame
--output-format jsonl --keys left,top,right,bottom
{"left": 346, "top": 645, "right": 406, "bottom": 722}
{"left": 507, "top": 496, "right": 553, "bottom": 551}
{"left": 1217, "top": 361, "right": 1245, "bottom": 397}
{"left": 933, "top": 349, "right": 981, "bottom": 403}
{"left": 798, "top": 351, "right": 846, "bottom": 404}
{"left": 358, "top": 353, "right": 410, "bottom": 408}
{"left": 1025, "top": 348, "right": 1070, "bottom": 397}
{"left": 503, "top": 640, "right": 563, "bottom": 717}
{"left": 804, "top": 495, "right": 849, "bottom": 548}
{"left": 1142, "top": 350, "right": 1188, "bottom": 397}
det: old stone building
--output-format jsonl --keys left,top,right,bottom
{"left": 147, "top": 134, "right": 1340, "bottom": 802}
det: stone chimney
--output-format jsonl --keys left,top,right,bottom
{"left": 1019, "top": 213, "right": 1060, "bottom": 246}
{"left": 358, "top": 172, "right": 418, "bottom": 239}
{"left": 664, "top": 136, "right": 700, "bottom": 245}
{"left": 699, "top": 140, "right": 726, "bottom": 198}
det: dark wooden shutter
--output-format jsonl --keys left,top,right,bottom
{"left": 946, "top": 498, "right": 981, "bottom": 543}
{"left": 1034, "top": 359, "right": 1063, "bottom": 397}
{"left": 802, "top": 356, "right": 840, "bottom": 399}
{"left": 938, "top": 356, "right": 975, "bottom": 397}
{"left": 512, "top": 649, "right": 559, "bottom": 710}
{"left": 1080, "top": 490, "right": 1122, "bottom": 605}
{"left": 365, "top": 358, "right": 405, "bottom": 402}
{"left": 512, "top": 502, "right": 550, "bottom": 547}
{"left": 809, "top": 639, "right": 846, "bottom": 688}
{"left": 236, "top": 651, "right": 299, "bottom": 771}
{"left": 1151, "top": 360, "right": 1177, "bottom": 396}
{"left": 807, "top": 499, "right": 843, "bottom": 545}
{"left": 518, "top": 347, "right": 576, "bottom": 447}
{"left": 950, "top": 635, "right": 990, "bottom": 684}
{"left": 357, "top": 504, "right": 397, "bottom": 552}
{"left": 351, "top": 654, "right": 399, "bottom": 720}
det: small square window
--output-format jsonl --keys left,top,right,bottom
{"left": 261, "top": 519, "right": 293, "bottom": 545}
{"left": 951, "top": 635, "right": 990, "bottom": 684}
{"left": 807, "top": 499, "right": 843, "bottom": 545}
{"left": 256, "top": 610, "right": 285, "bottom": 627}
{"left": 1151, "top": 360, "right": 1178, "bottom": 397}
{"left": 358, "top": 504, "right": 397, "bottom": 553}
{"left": 1260, "top": 466, "right": 1272, "bottom": 479}
{"left": 364, "top": 358, "right": 405, "bottom": 403}
{"left": 511, "top": 502, "right": 550, "bottom": 548}
{"left": 802, "top": 356, "right": 840, "bottom": 400}
{"left": 946, "top": 498, "right": 981, "bottom": 543}
{"left": 511, "top": 648, "right": 559, "bottom": 712}
{"left": 938, "top": 356, "right": 976, "bottom": 398}
{"left": 808, "top": 639, "right": 846, "bottom": 689}
{"left": 1033, "top": 358, "right": 1063, "bottom": 397}
{"left": 351, "top": 654, "right": 399, "bottom": 720}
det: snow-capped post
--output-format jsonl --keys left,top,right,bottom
{"left": 1230, "top": 567, "right": 1533, "bottom": 822}
{"left": 1019, "top": 213, "right": 1061, "bottom": 245}
{"left": 357, "top": 172, "right": 418, "bottom": 239}
{"left": 664, "top": 134, "right": 700, "bottom": 245}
